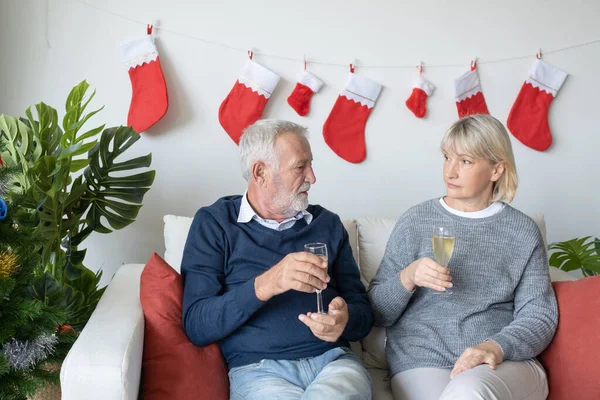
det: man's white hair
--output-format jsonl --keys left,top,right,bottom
{"left": 239, "top": 119, "right": 309, "bottom": 181}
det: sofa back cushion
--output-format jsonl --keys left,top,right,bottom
{"left": 163, "top": 215, "right": 194, "bottom": 273}
{"left": 163, "top": 215, "right": 359, "bottom": 274}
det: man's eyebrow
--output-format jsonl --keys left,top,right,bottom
{"left": 291, "top": 158, "right": 310, "bottom": 166}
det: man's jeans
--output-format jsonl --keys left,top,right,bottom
{"left": 228, "top": 347, "right": 372, "bottom": 400}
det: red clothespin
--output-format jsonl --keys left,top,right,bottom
{"left": 417, "top": 62, "right": 423, "bottom": 76}
{"left": 303, "top": 54, "right": 307, "bottom": 70}
{"left": 349, "top": 58, "right": 356, "bottom": 73}
{"left": 147, "top": 24, "right": 153, "bottom": 35}
{"left": 470, "top": 57, "right": 477, "bottom": 71}
{"left": 536, "top": 48, "right": 542, "bottom": 59}
{"left": 248, "top": 49, "right": 253, "bottom": 60}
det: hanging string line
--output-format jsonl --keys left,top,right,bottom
{"left": 73, "top": 0, "right": 600, "bottom": 69}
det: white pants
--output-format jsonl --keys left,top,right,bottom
{"left": 391, "top": 359, "right": 548, "bottom": 400}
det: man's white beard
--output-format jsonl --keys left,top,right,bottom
{"left": 273, "top": 182, "right": 311, "bottom": 217}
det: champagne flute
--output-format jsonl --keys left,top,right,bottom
{"left": 432, "top": 226, "right": 455, "bottom": 294}
{"left": 304, "top": 243, "right": 327, "bottom": 314}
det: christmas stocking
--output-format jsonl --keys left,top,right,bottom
{"left": 454, "top": 65, "right": 489, "bottom": 118}
{"left": 405, "top": 75, "right": 435, "bottom": 118}
{"left": 120, "top": 28, "right": 168, "bottom": 133}
{"left": 507, "top": 59, "right": 567, "bottom": 151}
{"left": 322, "top": 72, "right": 382, "bottom": 163}
{"left": 287, "top": 70, "right": 323, "bottom": 116}
{"left": 219, "top": 60, "right": 280, "bottom": 145}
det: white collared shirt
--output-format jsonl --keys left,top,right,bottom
{"left": 237, "top": 191, "right": 313, "bottom": 231}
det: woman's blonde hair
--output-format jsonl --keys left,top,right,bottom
{"left": 440, "top": 114, "right": 518, "bottom": 203}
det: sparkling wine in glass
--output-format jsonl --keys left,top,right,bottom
{"left": 304, "top": 243, "right": 327, "bottom": 314}
{"left": 432, "top": 226, "right": 455, "bottom": 294}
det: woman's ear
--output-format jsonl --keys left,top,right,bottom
{"left": 491, "top": 161, "right": 506, "bottom": 182}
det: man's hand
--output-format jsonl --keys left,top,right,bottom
{"left": 255, "top": 252, "right": 329, "bottom": 301}
{"left": 400, "top": 257, "right": 453, "bottom": 292}
{"left": 450, "top": 341, "right": 504, "bottom": 379}
{"left": 298, "top": 297, "right": 349, "bottom": 342}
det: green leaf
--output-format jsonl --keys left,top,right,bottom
{"left": 75, "top": 124, "right": 105, "bottom": 143}
{"left": 0, "top": 115, "right": 40, "bottom": 189}
{"left": 69, "top": 158, "right": 90, "bottom": 173}
{"left": 27, "top": 272, "right": 62, "bottom": 303}
{"left": 82, "top": 126, "right": 155, "bottom": 232}
{"left": 548, "top": 237, "right": 600, "bottom": 276}
{"left": 68, "top": 106, "right": 104, "bottom": 136}
{"left": 57, "top": 142, "right": 82, "bottom": 159}
{"left": 63, "top": 176, "right": 88, "bottom": 210}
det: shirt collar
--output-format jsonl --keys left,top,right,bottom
{"left": 237, "top": 191, "right": 313, "bottom": 225}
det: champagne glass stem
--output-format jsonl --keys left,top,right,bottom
{"left": 316, "top": 290, "right": 324, "bottom": 314}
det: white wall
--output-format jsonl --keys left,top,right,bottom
{"left": 1, "top": 0, "right": 598, "bottom": 285}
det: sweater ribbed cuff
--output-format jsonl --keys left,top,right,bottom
{"left": 342, "top": 304, "right": 364, "bottom": 342}
{"left": 488, "top": 333, "right": 514, "bottom": 360}
{"left": 376, "top": 273, "right": 415, "bottom": 315}
{"left": 234, "top": 277, "right": 266, "bottom": 318}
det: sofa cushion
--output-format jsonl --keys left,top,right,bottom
{"left": 341, "top": 218, "right": 359, "bottom": 270}
{"left": 140, "top": 252, "right": 229, "bottom": 400}
{"left": 163, "top": 215, "right": 194, "bottom": 272}
{"left": 538, "top": 276, "right": 600, "bottom": 400}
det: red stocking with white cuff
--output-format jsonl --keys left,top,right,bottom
{"left": 287, "top": 70, "right": 323, "bottom": 117}
{"left": 322, "top": 71, "right": 382, "bottom": 164}
{"left": 218, "top": 59, "right": 280, "bottom": 145}
{"left": 120, "top": 26, "right": 168, "bottom": 133}
{"left": 507, "top": 58, "right": 568, "bottom": 151}
{"left": 454, "top": 64, "right": 489, "bottom": 118}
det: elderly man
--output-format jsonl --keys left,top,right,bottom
{"left": 181, "top": 119, "right": 373, "bottom": 399}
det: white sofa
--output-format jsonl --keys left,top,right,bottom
{"left": 60, "top": 213, "right": 574, "bottom": 400}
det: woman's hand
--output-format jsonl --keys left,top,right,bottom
{"left": 451, "top": 341, "right": 504, "bottom": 378}
{"left": 399, "top": 257, "right": 453, "bottom": 292}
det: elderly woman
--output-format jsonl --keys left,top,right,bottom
{"left": 368, "top": 114, "right": 557, "bottom": 400}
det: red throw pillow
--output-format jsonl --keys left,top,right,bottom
{"left": 538, "top": 276, "right": 600, "bottom": 400}
{"left": 140, "top": 252, "right": 229, "bottom": 399}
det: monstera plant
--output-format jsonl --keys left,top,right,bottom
{"left": 0, "top": 80, "right": 155, "bottom": 331}
{"left": 549, "top": 236, "right": 600, "bottom": 278}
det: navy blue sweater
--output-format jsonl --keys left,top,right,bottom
{"left": 181, "top": 195, "right": 373, "bottom": 369}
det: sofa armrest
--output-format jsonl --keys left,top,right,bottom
{"left": 60, "top": 263, "right": 145, "bottom": 400}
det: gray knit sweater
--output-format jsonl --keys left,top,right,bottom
{"left": 367, "top": 199, "right": 558, "bottom": 376}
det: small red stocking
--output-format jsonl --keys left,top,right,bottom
{"left": 405, "top": 74, "right": 435, "bottom": 118}
{"left": 287, "top": 70, "right": 323, "bottom": 117}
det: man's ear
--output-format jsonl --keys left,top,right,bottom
{"left": 252, "top": 162, "right": 268, "bottom": 187}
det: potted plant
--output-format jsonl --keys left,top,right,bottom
{"left": 548, "top": 236, "right": 600, "bottom": 277}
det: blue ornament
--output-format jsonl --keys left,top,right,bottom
{"left": 0, "top": 199, "right": 7, "bottom": 221}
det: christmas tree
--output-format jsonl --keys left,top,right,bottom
{"left": 0, "top": 167, "right": 71, "bottom": 400}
